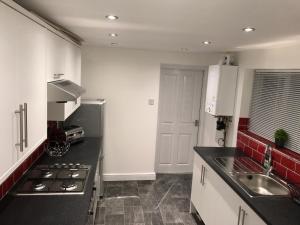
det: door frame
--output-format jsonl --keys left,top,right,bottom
{"left": 154, "top": 64, "right": 208, "bottom": 173}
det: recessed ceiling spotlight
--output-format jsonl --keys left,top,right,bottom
{"left": 203, "top": 41, "right": 211, "bottom": 45}
{"left": 106, "top": 15, "right": 119, "bottom": 20}
{"left": 243, "top": 27, "right": 256, "bottom": 32}
{"left": 109, "top": 33, "right": 118, "bottom": 37}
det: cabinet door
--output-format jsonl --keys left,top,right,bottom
{"left": 65, "top": 41, "right": 81, "bottom": 83}
{"left": 191, "top": 162, "right": 203, "bottom": 210}
{"left": 47, "top": 38, "right": 81, "bottom": 121}
{"left": 199, "top": 164, "right": 218, "bottom": 225}
{"left": 64, "top": 41, "right": 81, "bottom": 119}
{"left": 45, "top": 31, "right": 67, "bottom": 82}
{"left": 0, "top": 3, "right": 19, "bottom": 180}
{"left": 15, "top": 7, "right": 47, "bottom": 157}
{"left": 191, "top": 154, "right": 217, "bottom": 225}
{"left": 211, "top": 172, "right": 240, "bottom": 225}
{"left": 192, "top": 154, "right": 241, "bottom": 225}
{"left": 241, "top": 202, "right": 267, "bottom": 225}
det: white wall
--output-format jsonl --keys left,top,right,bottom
{"left": 228, "top": 43, "right": 300, "bottom": 147}
{"left": 81, "top": 46, "right": 222, "bottom": 180}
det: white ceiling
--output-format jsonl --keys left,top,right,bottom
{"left": 14, "top": 0, "right": 300, "bottom": 52}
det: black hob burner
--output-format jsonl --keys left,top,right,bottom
{"left": 15, "top": 163, "right": 91, "bottom": 195}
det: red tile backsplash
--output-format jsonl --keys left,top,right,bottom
{"left": 281, "top": 157, "right": 296, "bottom": 171}
{"left": 237, "top": 129, "right": 300, "bottom": 186}
{"left": 252, "top": 151, "right": 264, "bottom": 164}
{"left": 2, "top": 175, "right": 13, "bottom": 197}
{"left": 287, "top": 170, "right": 300, "bottom": 184}
{"left": 249, "top": 139, "right": 258, "bottom": 150}
{"left": 244, "top": 146, "right": 253, "bottom": 157}
{"left": 13, "top": 166, "right": 24, "bottom": 183}
{"left": 0, "top": 141, "right": 46, "bottom": 200}
{"left": 273, "top": 161, "right": 287, "bottom": 178}
{"left": 257, "top": 144, "right": 265, "bottom": 154}
{"left": 295, "top": 163, "right": 300, "bottom": 174}
{"left": 0, "top": 184, "right": 2, "bottom": 199}
{"left": 238, "top": 118, "right": 249, "bottom": 131}
{"left": 240, "top": 134, "right": 249, "bottom": 146}
{"left": 236, "top": 141, "right": 245, "bottom": 151}
{"left": 272, "top": 150, "right": 282, "bottom": 163}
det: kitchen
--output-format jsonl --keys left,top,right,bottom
{"left": 0, "top": 0, "right": 300, "bottom": 225}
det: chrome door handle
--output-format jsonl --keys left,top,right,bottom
{"left": 202, "top": 166, "right": 205, "bottom": 185}
{"left": 24, "top": 103, "right": 28, "bottom": 147}
{"left": 237, "top": 206, "right": 242, "bottom": 225}
{"left": 200, "top": 165, "right": 203, "bottom": 185}
{"left": 200, "top": 165, "right": 205, "bottom": 186}
{"left": 15, "top": 104, "right": 24, "bottom": 152}
{"left": 241, "top": 209, "right": 246, "bottom": 225}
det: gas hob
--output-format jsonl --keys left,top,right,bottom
{"left": 15, "top": 163, "right": 91, "bottom": 195}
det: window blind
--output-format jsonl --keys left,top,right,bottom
{"left": 249, "top": 70, "right": 300, "bottom": 152}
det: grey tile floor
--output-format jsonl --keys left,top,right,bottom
{"left": 95, "top": 174, "right": 201, "bottom": 225}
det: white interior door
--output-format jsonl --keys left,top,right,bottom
{"left": 156, "top": 68, "right": 204, "bottom": 173}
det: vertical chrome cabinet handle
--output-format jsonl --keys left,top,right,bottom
{"left": 241, "top": 209, "right": 247, "bottom": 225}
{"left": 202, "top": 166, "right": 206, "bottom": 185}
{"left": 200, "top": 165, "right": 203, "bottom": 186}
{"left": 15, "top": 104, "right": 24, "bottom": 152}
{"left": 23, "top": 103, "right": 28, "bottom": 147}
{"left": 237, "top": 206, "right": 242, "bottom": 225}
{"left": 200, "top": 165, "right": 203, "bottom": 185}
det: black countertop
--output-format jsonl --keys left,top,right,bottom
{"left": 0, "top": 137, "right": 101, "bottom": 225}
{"left": 194, "top": 147, "right": 300, "bottom": 225}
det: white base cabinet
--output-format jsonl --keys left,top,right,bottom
{"left": 191, "top": 153, "right": 266, "bottom": 225}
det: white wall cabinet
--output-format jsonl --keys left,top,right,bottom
{"left": 46, "top": 32, "right": 67, "bottom": 82}
{"left": 0, "top": 2, "right": 19, "bottom": 181}
{"left": 16, "top": 7, "right": 47, "bottom": 157}
{"left": 191, "top": 153, "right": 266, "bottom": 225}
{"left": 0, "top": 2, "right": 47, "bottom": 183}
{"left": 205, "top": 65, "right": 238, "bottom": 116}
{"left": 46, "top": 32, "right": 82, "bottom": 121}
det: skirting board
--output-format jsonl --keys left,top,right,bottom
{"left": 103, "top": 172, "right": 156, "bottom": 181}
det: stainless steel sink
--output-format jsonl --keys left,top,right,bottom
{"left": 214, "top": 156, "right": 291, "bottom": 197}
{"left": 232, "top": 173, "right": 290, "bottom": 197}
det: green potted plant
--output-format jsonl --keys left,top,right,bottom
{"left": 274, "top": 129, "right": 288, "bottom": 148}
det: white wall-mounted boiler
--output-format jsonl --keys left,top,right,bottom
{"left": 205, "top": 65, "right": 238, "bottom": 116}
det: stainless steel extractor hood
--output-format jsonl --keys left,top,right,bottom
{"left": 47, "top": 79, "right": 86, "bottom": 102}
